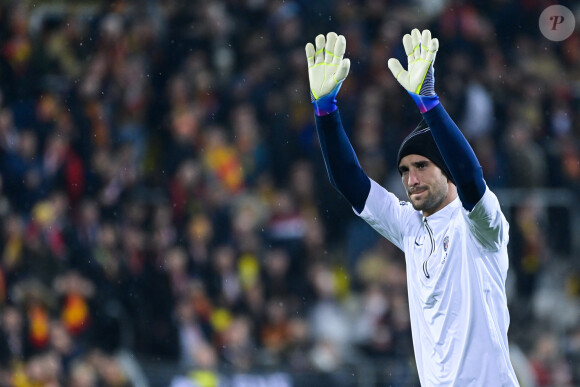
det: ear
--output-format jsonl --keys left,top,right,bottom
{"left": 446, "top": 177, "right": 457, "bottom": 194}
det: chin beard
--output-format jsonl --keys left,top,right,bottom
{"left": 409, "top": 191, "right": 446, "bottom": 213}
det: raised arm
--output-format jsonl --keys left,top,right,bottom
{"left": 387, "top": 29, "right": 486, "bottom": 210}
{"left": 306, "top": 32, "right": 370, "bottom": 212}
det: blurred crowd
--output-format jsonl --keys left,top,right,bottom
{"left": 0, "top": 0, "right": 579, "bottom": 386}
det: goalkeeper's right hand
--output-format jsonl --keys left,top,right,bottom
{"left": 305, "top": 32, "right": 350, "bottom": 116}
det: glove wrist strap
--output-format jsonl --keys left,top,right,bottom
{"left": 409, "top": 92, "right": 440, "bottom": 113}
{"left": 311, "top": 83, "right": 342, "bottom": 116}
{"left": 313, "top": 95, "right": 338, "bottom": 116}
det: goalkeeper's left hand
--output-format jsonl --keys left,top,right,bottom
{"left": 388, "top": 29, "right": 440, "bottom": 113}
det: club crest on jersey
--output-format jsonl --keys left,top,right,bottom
{"left": 442, "top": 236, "right": 450, "bottom": 264}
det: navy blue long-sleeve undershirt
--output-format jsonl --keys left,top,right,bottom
{"left": 422, "top": 103, "right": 486, "bottom": 211}
{"left": 314, "top": 103, "right": 486, "bottom": 213}
{"left": 315, "top": 111, "right": 370, "bottom": 213}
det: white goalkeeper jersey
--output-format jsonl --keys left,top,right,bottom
{"left": 357, "top": 179, "right": 519, "bottom": 387}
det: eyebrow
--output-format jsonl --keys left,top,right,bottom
{"left": 399, "top": 160, "right": 431, "bottom": 172}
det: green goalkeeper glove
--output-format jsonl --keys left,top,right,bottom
{"left": 388, "top": 28, "right": 440, "bottom": 113}
{"left": 305, "top": 32, "right": 351, "bottom": 116}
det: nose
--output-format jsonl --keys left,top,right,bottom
{"left": 407, "top": 169, "right": 420, "bottom": 186}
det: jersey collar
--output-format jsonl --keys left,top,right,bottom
{"left": 422, "top": 196, "right": 462, "bottom": 223}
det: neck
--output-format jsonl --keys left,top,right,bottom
{"left": 424, "top": 182, "right": 458, "bottom": 217}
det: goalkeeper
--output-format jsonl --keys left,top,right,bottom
{"left": 306, "top": 29, "right": 519, "bottom": 386}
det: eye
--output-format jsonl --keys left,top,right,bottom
{"left": 416, "top": 162, "right": 427, "bottom": 169}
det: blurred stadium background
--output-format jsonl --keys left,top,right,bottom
{"left": 0, "top": 0, "right": 579, "bottom": 386}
